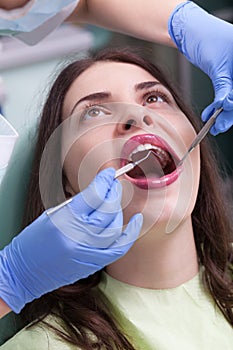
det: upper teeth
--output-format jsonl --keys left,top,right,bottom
{"left": 128, "top": 143, "right": 167, "bottom": 161}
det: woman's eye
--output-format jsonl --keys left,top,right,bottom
{"left": 82, "top": 105, "right": 111, "bottom": 120}
{"left": 145, "top": 94, "right": 165, "bottom": 104}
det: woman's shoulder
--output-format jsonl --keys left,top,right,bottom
{"left": 0, "top": 315, "right": 77, "bottom": 350}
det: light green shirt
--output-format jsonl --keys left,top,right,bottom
{"left": 98, "top": 271, "right": 233, "bottom": 349}
{"left": 1, "top": 270, "right": 233, "bottom": 349}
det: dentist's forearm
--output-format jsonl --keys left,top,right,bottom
{"left": 71, "top": 0, "right": 187, "bottom": 46}
{"left": 0, "top": 0, "right": 29, "bottom": 10}
{"left": 0, "top": 298, "right": 11, "bottom": 318}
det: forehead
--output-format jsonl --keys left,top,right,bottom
{"left": 63, "top": 61, "right": 158, "bottom": 114}
{"left": 73, "top": 61, "right": 156, "bottom": 90}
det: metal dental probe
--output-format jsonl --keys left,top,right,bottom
{"left": 114, "top": 150, "right": 152, "bottom": 179}
{"left": 177, "top": 107, "right": 223, "bottom": 167}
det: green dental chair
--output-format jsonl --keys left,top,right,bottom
{"left": 0, "top": 124, "right": 37, "bottom": 345}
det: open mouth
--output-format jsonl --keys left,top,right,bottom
{"left": 120, "top": 134, "right": 181, "bottom": 189}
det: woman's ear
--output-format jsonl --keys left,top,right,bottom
{"left": 62, "top": 173, "right": 76, "bottom": 198}
{"left": 64, "top": 186, "right": 73, "bottom": 198}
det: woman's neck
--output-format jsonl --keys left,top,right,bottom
{"left": 106, "top": 217, "right": 199, "bottom": 289}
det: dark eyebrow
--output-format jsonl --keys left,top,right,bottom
{"left": 69, "top": 92, "right": 111, "bottom": 116}
{"left": 135, "top": 81, "right": 161, "bottom": 91}
{"left": 69, "top": 81, "right": 162, "bottom": 115}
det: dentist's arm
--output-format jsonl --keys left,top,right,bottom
{"left": 72, "top": 0, "right": 184, "bottom": 46}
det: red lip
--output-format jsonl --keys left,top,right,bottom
{"left": 120, "top": 134, "right": 182, "bottom": 189}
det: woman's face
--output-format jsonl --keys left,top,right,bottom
{"left": 62, "top": 61, "right": 200, "bottom": 236}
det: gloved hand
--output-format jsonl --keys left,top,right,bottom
{"left": 0, "top": 168, "right": 143, "bottom": 313}
{"left": 168, "top": 1, "right": 233, "bottom": 135}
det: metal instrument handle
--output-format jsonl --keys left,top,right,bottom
{"left": 178, "top": 107, "right": 223, "bottom": 166}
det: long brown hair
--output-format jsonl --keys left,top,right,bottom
{"left": 22, "top": 48, "right": 233, "bottom": 349}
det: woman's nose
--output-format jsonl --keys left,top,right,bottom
{"left": 116, "top": 112, "right": 154, "bottom": 134}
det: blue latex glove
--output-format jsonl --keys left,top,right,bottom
{"left": 0, "top": 168, "right": 143, "bottom": 313}
{"left": 168, "top": 1, "right": 233, "bottom": 135}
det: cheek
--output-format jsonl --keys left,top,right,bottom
{"left": 171, "top": 117, "right": 197, "bottom": 157}
{"left": 62, "top": 126, "right": 100, "bottom": 193}
{"left": 62, "top": 130, "right": 117, "bottom": 193}
{"left": 63, "top": 142, "right": 87, "bottom": 193}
